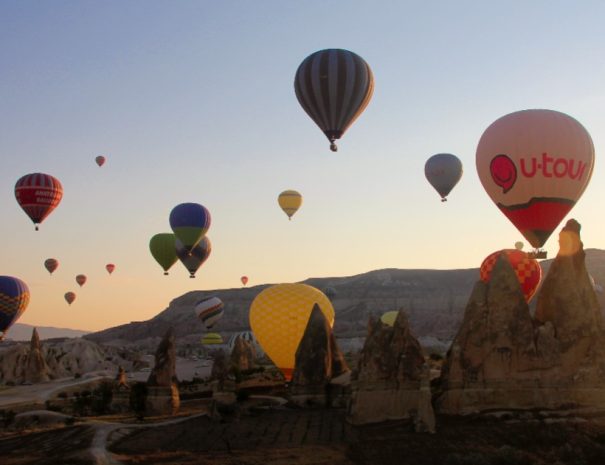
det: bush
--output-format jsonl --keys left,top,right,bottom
{"left": 74, "top": 373, "right": 81, "bottom": 379}
{"left": 129, "top": 382, "right": 148, "bottom": 421}
{"left": 58, "top": 392, "right": 68, "bottom": 399}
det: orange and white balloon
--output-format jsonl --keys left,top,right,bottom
{"left": 480, "top": 249, "right": 542, "bottom": 302}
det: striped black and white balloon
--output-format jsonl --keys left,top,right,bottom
{"left": 294, "top": 48, "right": 374, "bottom": 152}
{"left": 195, "top": 296, "right": 224, "bottom": 329}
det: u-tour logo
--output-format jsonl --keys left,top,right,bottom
{"left": 490, "top": 153, "right": 589, "bottom": 193}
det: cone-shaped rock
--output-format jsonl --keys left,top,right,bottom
{"left": 230, "top": 335, "right": 256, "bottom": 373}
{"left": 24, "top": 328, "right": 50, "bottom": 383}
{"left": 116, "top": 365, "right": 129, "bottom": 390}
{"left": 146, "top": 327, "right": 179, "bottom": 415}
{"left": 291, "top": 303, "right": 349, "bottom": 387}
{"left": 438, "top": 219, "right": 605, "bottom": 414}
{"left": 348, "top": 310, "right": 435, "bottom": 432}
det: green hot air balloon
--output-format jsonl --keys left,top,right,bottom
{"left": 149, "top": 233, "right": 178, "bottom": 275}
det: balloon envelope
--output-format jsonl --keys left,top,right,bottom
{"left": 44, "top": 258, "right": 59, "bottom": 275}
{"left": 480, "top": 249, "right": 542, "bottom": 302}
{"left": 227, "top": 331, "right": 264, "bottom": 356}
{"left": 76, "top": 274, "right": 87, "bottom": 287}
{"left": 380, "top": 310, "right": 399, "bottom": 326}
{"left": 249, "top": 283, "right": 334, "bottom": 380}
{"left": 14, "top": 173, "right": 63, "bottom": 230}
{"left": 0, "top": 276, "right": 30, "bottom": 338}
{"left": 476, "top": 109, "right": 594, "bottom": 248}
{"left": 201, "top": 332, "right": 223, "bottom": 345}
{"left": 175, "top": 237, "right": 211, "bottom": 278}
{"left": 64, "top": 291, "right": 76, "bottom": 305}
{"left": 169, "top": 203, "right": 211, "bottom": 253}
{"left": 149, "top": 233, "right": 178, "bottom": 275}
{"left": 323, "top": 287, "right": 336, "bottom": 300}
{"left": 294, "top": 48, "right": 374, "bottom": 151}
{"left": 105, "top": 264, "right": 115, "bottom": 274}
{"left": 195, "top": 296, "right": 224, "bottom": 330}
{"left": 278, "top": 190, "right": 303, "bottom": 219}
{"left": 95, "top": 156, "right": 106, "bottom": 167}
{"left": 425, "top": 153, "right": 463, "bottom": 201}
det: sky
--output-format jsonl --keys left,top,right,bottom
{"left": 1, "top": 1, "right": 604, "bottom": 332}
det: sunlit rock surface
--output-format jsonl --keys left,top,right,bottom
{"left": 348, "top": 310, "right": 435, "bottom": 432}
{"left": 438, "top": 220, "right": 605, "bottom": 414}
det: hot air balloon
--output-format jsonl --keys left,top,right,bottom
{"left": 241, "top": 276, "right": 248, "bottom": 286}
{"left": 175, "top": 237, "right": 211, "bottom": 278}
{"left": 95, "top": 156, "right": 106, "bottom": 167}
{"left": 201, "top": 333, "right": 223, "bottom": 345}
{"left": 277, "top": 190, "right": 303, "bottom": 220}
{"left": 64, "top": 291, "right": 76, "bottom": 305}
{"left": 195, "top": 296, "right": 224, "bottom": 330}
{"left": 149, "top": 233, "right": 178, "bottom": 275}
{"left": 425, "top": 153, "right": 463, "bottom": 202}
{"left": 44, "top": 258, "right": 59, "bottom": 275}
{"left": 476, "top": 109, "right": 594, "bottom": 256}
{"left": 249, "top": 283, "right": 334, "bottom": 380}
{"left": 380, "top": 310, "right": 399, "bottom": 326}
{"left": 0, "top": 276, "right": 30, "bottom": 340}
{"left": 514, "top": 241, "right": 524, "bottom": 251}
{"left": 105, "top": 264, "right": 115, "bottom": 275}
{"left": 169, "top": 203, "right": 211, "bottom": 254}
{"left": 227, "top": 331, "right": 263, "bottom": 356}
{"left": 480, "top": 249, "right": 542, "bottom": 302}
{"left": 294, "top": 48, "right": 374, "bottom": 152}
{"left": 76, "top": 274, "right": 87, "bottom": 287}
{"left": 14, "top": 173, "right": 63, "bottom": 230}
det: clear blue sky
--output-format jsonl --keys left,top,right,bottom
{"left": 1, "top": 1, "right": 604, "bottom": 330}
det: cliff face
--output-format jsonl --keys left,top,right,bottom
{"left": 438, "top": 220, "right": 605, "bottom": 414}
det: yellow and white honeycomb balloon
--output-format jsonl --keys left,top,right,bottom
{"left": 249, "top": 283, "right": 334, "bottom": 380}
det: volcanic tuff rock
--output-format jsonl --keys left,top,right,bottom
{"left": 0, "top": 336, "right": 131, "bottom": 384}
{"left": 438, "top": 220, "right": 605, "bottom": 414}
{"left": 291, "top": 304, "right": 349, "bottom": 391}
{"left": 230, "top": 335, "right": 256, "bottom": 373}
{"left": 146, "top": 328, "right": 180, "bottom": 415}
{"left": 348, "top": 310, "right": 435, "bottom": 432}
{"left": 24, "top": 328, "right": 50, "bottom": 383}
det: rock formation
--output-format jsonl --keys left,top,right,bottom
{"left": 438, "top": 220, "right": 605, "bottom": 414}
{"left": 230, "top": 335, "right": 256, "bottom": 373}
{"left": 290, "top": 304, "right": 350, "bottom": 406}
{"left": 347, "top": 310, "right": 435, "bottom": 432}
{"left": 146, "top": 328, "right": 180, "bottom": 415}
{"left": 116, "top": 365, "right": 129, "bottom": 390}
{"left": 24, "top": 328, "right": 50, "bottom": 383}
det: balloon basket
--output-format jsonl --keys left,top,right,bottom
{"left": 528, "top": 250, "right": 547, "bottom": 259}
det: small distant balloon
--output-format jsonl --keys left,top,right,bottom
{"left": 278, "top": 190, "right": 303, "bottom": 220}
{"left": 169, "top": 203, "right": 211, "bottom": 254}
{"left": 76, "top": 274, "right": 87, "bottom": 287}
{"left": 44, "top": 258, "right": 59, "bottom": 275}
{"left": 380, "top": 310, "right": 399, "bottom": 326}
{"left": 64, "top": 291, "right": 76, "bottom": 305}
{"left": 175, "top": 237, "right": 211, "bottom": 278}
{"left": 0, "top": 276, "right": 30, "bottom": 340}
{"left": 195, "top": 296, "right": 224, "bottom": 330}
{"left": 95, "top": 156, "right": 106, "bottom": 167}
{"left": 514, "top": 241, "right": 524, "bottom": 250}
{"left": 105, "top": 264, "right": 115, "bottom": 274}
{"left": 201, "top": 332, "right": 223, "bottom": 345}
{"left": 241, "top": 276, "right": 249, "bottom": 286}
{"left": 15, "top": 173, "right": 63, "bottom": 230}
{"left": 149, "top": 233, "right": 178, "bottom": 275}
{"left": 425, "top": 153, "right": 463, "bottom": 202}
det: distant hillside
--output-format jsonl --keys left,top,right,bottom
{"left": 7, "top": 323, "right": 90, "bottom": 341}
{"left": 86, "top": 249, "right": 605, "bottom": 346}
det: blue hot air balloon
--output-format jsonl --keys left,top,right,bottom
{"left": 169, "top": 203, "right": 211, "bottom": 254}
{"left": 0, "top": 276, "right": 30, "bottom": 340}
